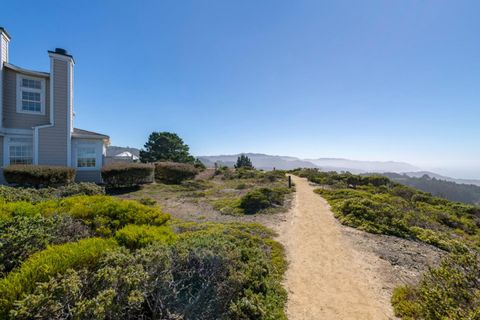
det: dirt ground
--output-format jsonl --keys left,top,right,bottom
{"left": 274, "top": 176, "right": 444, "bottom": 320}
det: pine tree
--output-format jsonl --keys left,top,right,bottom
{"left": 234, "top": 155, "right": 254, "bottom": 169}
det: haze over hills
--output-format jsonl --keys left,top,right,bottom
{"left": 107, "top": 147, "right": 480, "bottom": 187}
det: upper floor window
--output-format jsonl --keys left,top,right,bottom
{"left": 16, "top": 75, "right": 45, "bottom": 115}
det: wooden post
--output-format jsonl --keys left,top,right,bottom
{"left": 288, "top": 175, "right": 292, "bottom": 188}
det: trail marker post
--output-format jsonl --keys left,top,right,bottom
{"left": 288, "top": 175, "right": 292, "bottom": 189}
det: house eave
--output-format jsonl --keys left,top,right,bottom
{"left": 4, "top": 63, "right": 50, "bottom": 78}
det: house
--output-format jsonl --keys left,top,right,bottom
{"left": 105, "top": 151, "right": 139, "bottom": 165}
{"left": 0, "top": 27, "right": 109, "bottom": 183}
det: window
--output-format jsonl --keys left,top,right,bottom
{"left": 77, "top": 146, "right": 96, "bottom": 168}
{"left": 9, "top": 137, "right": 33, "bottom": 165}
{"left": 16, "top": 75, "right": 45, "bottom": 114}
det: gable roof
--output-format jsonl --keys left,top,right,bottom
{"left": 73, "top": 128, "right": 109, "bottom": 140}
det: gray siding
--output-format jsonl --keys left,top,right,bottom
{"left": 3, "top": 68, "right": 50, "bottom": 129}
{"left": 0, "top": 137, "right": 5, "bottom": 184}
{"left": 38, "top": 59, "right": 68, "bottom": 166}
{"left": 76, "top": 170, "right": 102, "bottom": 183}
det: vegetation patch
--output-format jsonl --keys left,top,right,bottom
{"left": 102, "top": 163, "right": 154, "bottom": 188}
{"left": 4, "top": 165, "right": 76, "bottom": 187}
{"left": 391, "top": 251, "right": 480, "bottom": 320}
{"left": 0, "top": 183, "right": 104, "bottom": 203}
{"left": 154, "top": 161, "right": 198, "bottom": 184}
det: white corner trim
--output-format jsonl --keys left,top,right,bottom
{"left": 66, "top": 61, "right": 73, "bottom": 166}
{"left": 15, "top": 74, "right": 46, "bottom": 116}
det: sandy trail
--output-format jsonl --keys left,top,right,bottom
{"left": 276, "top": 176, "right": 393, "bottom": 320}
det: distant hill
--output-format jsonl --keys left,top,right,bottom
{"left": 197, "top": 153, "right": 318, "bottom": 170}
{"left": 107, "top": 146, "right": 140, "bottom": 157}
{"left": 383, "top": 172, "right": 480, "bottom": 205}
{"left": 306, "top": 158, "right": 420, "bottom": 173}
{"left": 403, "top": 171, "right": 480, "bottom": 187}
{"left": 198, "top": 153, "right": 420, "bottom": 173}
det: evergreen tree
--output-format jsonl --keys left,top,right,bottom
{"left": 139, "top": 132, "right": 195, "bottom": 163}
{"left": 234, "top": 155, "right": 254, "bottom": 169}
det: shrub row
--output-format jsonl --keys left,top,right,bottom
{"left": 101, "top": 163, "right": 154, "bottom": 188}
{"left": 3, "top": 162, "right": 199, "bottom": 189}
{"left": 4, "top": 165, "right": 75, "bottom": 187}
{"left": 154, "top": 161, "right": 198, "bottom": 184}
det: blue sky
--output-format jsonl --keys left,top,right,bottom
{"left": 2, "top": 1, "right": 479, "bottom": 178}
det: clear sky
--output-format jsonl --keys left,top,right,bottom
{"left": 1, "top": 1, "right": 479, "bottom": 178}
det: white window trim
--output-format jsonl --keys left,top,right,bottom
{"left": 16, "top": 74, "right": 46, "bottom": 115}
{"left": 73, "top": 140, "right": 102, "bottom": 171}
{"left": 3, "top": 135, "right": 34, "bottom": 167}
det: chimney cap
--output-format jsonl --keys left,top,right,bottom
{"left": 48, "top": 47, "right": 74, "bottom": 61}
{"left": 0, "top": 27, "right": 11, "bottom": 40}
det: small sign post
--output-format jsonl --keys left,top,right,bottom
{"left": 288, "top": 175, "right": 292, "bottom": 189}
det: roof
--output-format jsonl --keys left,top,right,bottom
{"left": 0, "top": 27, "right": 11, "bottom": 40}
{"left": 114, "top": 151, "right": 139, "bottom": 160}
{"left": 73, "top": 128, "right": 110, "bottom": 140}
{"left": 4, "top": 63, "right": 50, "bottom": 78}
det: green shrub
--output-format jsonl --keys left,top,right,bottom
{"left": 115, "top": 224, "right": 176, "bottom": 249}
{"left": 263, "top": 170, "right": 286, "bottom": 182}
{"left": 136, "top": 196, "right": 157, "bottom": 206}
{"left": 154, "top": 161, "right": 198, "bottom": 184}
{"left": 0, "top": 237, "right": 117, "bottom": 317}
{"left": 101, "top": 163, "right": 154, "bottom": 188}
{"left": 240, "top": 187, "right": 289, "bottom": 214}
{"left": 392, "top": 251, "right": 480, "bottom": 320}
{"left": 59, "top": 195, "right": 170, "bottom": 236}
{"left": 9, "top": 223, "right": 287, "bottom": 320}
{"left": 0, "top": 183, "right": 103, "bottom": 204}
{"left": 56, "top": 182, "right": 105, "bottom": 197}
{"left": 213, "top": 197, "right": 243, "bottom": 215}
{"left": 4, "top": 165, "right": 75, "bottom": 187}
{"left": 0, "top": 215, "right": 90, "bottom": 275}
{"left": 0, "top": 195, "right": 170, "bottom": 236}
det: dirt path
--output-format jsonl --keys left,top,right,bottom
{"left": 276, "top": 176, "right": 394, "bottom": 320}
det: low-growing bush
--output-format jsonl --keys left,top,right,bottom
{"left": 114, "top": 224, "right": 176, "bottom": 249}
{"left": 154, "top": 161, "right": 198, "bottom": 184}
{"left": 240, "top": 187, "right": 290, "bottom": 214}
{"left": 59, "top": 195, "right": 170, "bottom": 236}
{"left": 4, "top": 165, "right": 75, "bottom": 187}
{"left": 8, "top": 223, "right": 287, "bottom": 320}
{"left": 213, "top": 197, "right": 243, "bottom": 215}
{"left": 0, "top": 195, "right": 170, "bottom": 236}
{"left": 0, "top": 237, "right": 117, "bottom": 317}
{"left": 102, "top": 163, "right": 154, "bottom": 188}
{"left": 0, "top": 215, "right": 90, "bottom": 275}
{"left": 0, "top": 183, "right": 104, "bottom": 204}
{"left": 392, "top": 251, "right": 480, "bottom": 320}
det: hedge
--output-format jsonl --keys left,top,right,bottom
{"left": 4, "top": 165, "right": 75, "bottom": 187}
{"left": 154, "top": 162, "right": 198, "bottom": 184}
{"left": 101, "top": 163, "right": 154, "bottom": 188}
